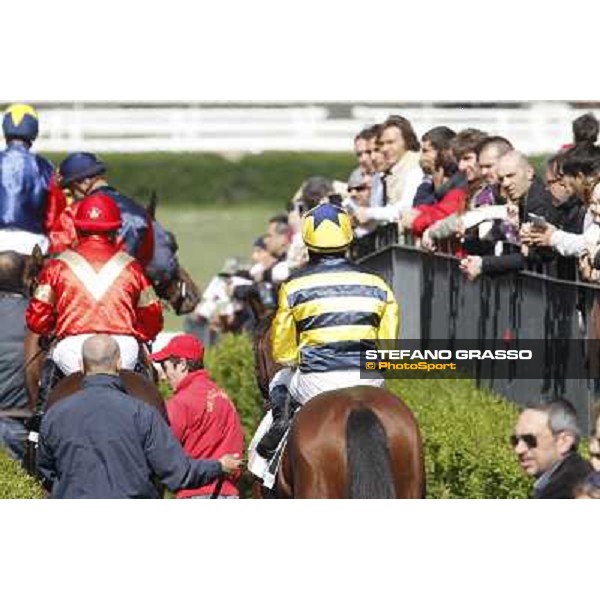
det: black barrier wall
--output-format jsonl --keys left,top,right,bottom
{"left": 352, "top": 225, "right": 599, "bottom": 432}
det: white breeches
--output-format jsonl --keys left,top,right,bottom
{"left": 51, "top": 334, "right": 140, "bottom": 375}
{"left": 0, "top": 230, "right": 49, "bottom": 255}
{"left": 279, "top": 367, "right": 385, "bottom": 406}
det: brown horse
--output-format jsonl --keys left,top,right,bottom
{"left": 252, "top": 315, "right": 426, "bottom": 499}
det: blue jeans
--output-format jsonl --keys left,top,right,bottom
{"left": 0, "top": 418, "right": 27, "bottom": 462}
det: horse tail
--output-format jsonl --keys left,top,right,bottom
{"left": 345, "top": 407, "right": 395, "bottom": 499}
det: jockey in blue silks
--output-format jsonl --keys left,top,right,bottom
{"left": 0, "top": 103, "right": 63, "bottom": 255}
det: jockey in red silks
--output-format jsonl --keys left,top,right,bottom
{"left": 0, "top": 103, "right": 66, "bottom": 255}
{"left": 26, "top": 194, "right": 163, "bottom": 376}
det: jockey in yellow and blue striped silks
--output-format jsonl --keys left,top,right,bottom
{"left": 254, "top": 202, "right": 399, "bottom": 459}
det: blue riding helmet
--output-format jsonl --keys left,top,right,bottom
{"left": 2, "top": 103, "right": 39, "bottom": 141}
{"left": 59, "top": 152, "right": 106, "bottom": 187}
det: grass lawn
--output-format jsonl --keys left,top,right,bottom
{"left": 157, "top": 203, "right": 278, "bottom": 330}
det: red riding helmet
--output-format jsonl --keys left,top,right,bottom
{"left": 73, "top": 194, "right": 122, "bottom": 233}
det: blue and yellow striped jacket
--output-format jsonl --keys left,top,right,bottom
{"left": 271, "top": 257, "right": 399, "bottom": 372}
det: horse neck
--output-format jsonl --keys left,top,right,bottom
{"left": 254, "top": 314, "right": 280, "bottom": 400}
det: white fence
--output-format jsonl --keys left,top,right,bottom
{"left": 19, "top": 102, "right": 595, "bottom": 154}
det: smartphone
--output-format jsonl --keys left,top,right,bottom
{"left": 528, "top": 213, "right": 548, "bottom": 231}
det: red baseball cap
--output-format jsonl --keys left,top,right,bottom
{"left": 150, "top": 334, "right": 204, "bottom": 362}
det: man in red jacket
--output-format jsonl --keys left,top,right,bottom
{"left": 150, "top": 334, "right": 244, "bottom": 499}
{"left": 26, "top": 194, "right": 163, "bottom": 376}
{"left": 401, "top": 128, "right": 487, "bottom": 238}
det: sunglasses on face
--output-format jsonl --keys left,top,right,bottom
{"left": 510, "top": 433, "right": 538, "bottom": 449}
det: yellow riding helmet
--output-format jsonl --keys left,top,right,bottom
{"left": 301, "top": 202, "right": 354, "bottom": 253}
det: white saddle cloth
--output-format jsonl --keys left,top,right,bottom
{"left": 248, "top": 410, "right": 289, "bottom": 489}
{"left": 0, "top": 229, "right": 49, "bottom": 255}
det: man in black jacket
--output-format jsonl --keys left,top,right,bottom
{"left": 37, "top": 334, "right": 243, "bottom": 498}
{"left": 460, "top": 151, "right": 562, "bottom": 280}
{"left": 511, "top": 399, "right": 592, "bottom": 499}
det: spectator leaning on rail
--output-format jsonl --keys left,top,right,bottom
{"left": 401, "top": 129, "right": 488, "bottom": 241}
{"left": 26, "top": 194, "right": 163, "bottom": 378}
{"left": 353, "top": 115, "right": 422, "bottom": 226}
{"left": 150, "top": 334, "right": 244, "bottom": 499}
{"left": 459, "top": 151, "right": 562, "bottom": 281}
{"left": 421, "top": 136, "right": 513, "bottom": 253}
{"left": 0, "top": 103, "right": 66, "bottom": 255}
{"left": 511, "top": 399, "right": 592, "bottom": 499}
{"left": 412, "top": 126, "right": 457, "bottom": 207}
{"left": 523, "top": 144, "right": 600, "bottom": 259}
{"left": 254, "top": 202, "right": 399, "bottom": 459}
{"left": 37, "top": 334, "right": 242, "bottom": 499}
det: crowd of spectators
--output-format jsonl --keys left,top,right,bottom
{"left": 176, "top": 111, "right": 600, "bottom": 499}
{"left": 188, "top": 111, "right": 600, "bottom": 341}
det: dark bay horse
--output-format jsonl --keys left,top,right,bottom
{"left": 252, "top": 314, "right": 426, "bottom": 499}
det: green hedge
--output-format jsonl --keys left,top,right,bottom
{"left": 0, "top": 448, "right": 44, "bottom": 499}
{"left": 205, "top": 334, "right": 532, "bottom": 498}
{"left": 387, "top": 379, "right": 531, "bottom": 498}
{"left": 204, "top": 334, "right": 264, "bottom": 447}
{"left": 46, "top": 152, "right": 357, "bottom": 208}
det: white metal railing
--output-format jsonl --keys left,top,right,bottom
{"left": 14, "top": 102, "right": 595, "bottom": 154}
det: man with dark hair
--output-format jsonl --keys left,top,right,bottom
{"left": 476, "top": 136, "right": 513, "bottom": 201}
{"left": 37, "top": 334, "right": 243, "bottom": 498}
{"left": 525, "top": 143, "right": 600, "bottom": 256}
{"left": 401, "top": 128, "right": 487, "bottom": 238}
{"left": 353, "top": 127, "right": 376, "bottom": 175}
{"left": 354, "top": 115, "right": 422, "bottom": 225}
{"left": 511, "top": 399, "right": 592, "bottom": 498}
{"left": 572, "top": 112, "right": 599, "bottom": 146}
{"left": 150, "top": 334, "right": 244, "bottom": 499}
{"left": 367, "top": 124, "right": 385, "bottom": 208}
{"left": 420, "top": 135, "right": 513, "bottom": 251}
{"left": 413, "top": 126, "right": 457, "bottom": 207}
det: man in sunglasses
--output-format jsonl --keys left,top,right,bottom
{"left": 511, "top": 399, "right": 592, "bottom": 499}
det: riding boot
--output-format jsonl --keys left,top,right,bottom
{"left": 256, "top": 385, "right": 290, "bottom": 460}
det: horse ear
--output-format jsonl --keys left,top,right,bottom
{"left": 147, "top": 190, "right": 158, "bottom": 220}
{"left": 32, "top": 244, "right": 44, "bottom": 267}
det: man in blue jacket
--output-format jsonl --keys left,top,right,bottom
{"left": 37, "top": 334, "right": 243, "bottom": 499}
